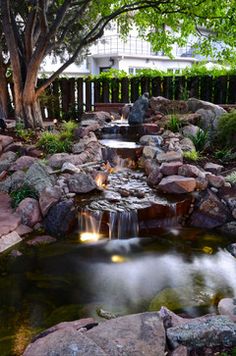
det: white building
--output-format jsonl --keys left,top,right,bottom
{"left": 40, "top": 24, "right": 201, "bottom": 77}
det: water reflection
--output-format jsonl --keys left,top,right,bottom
{"left": 0, "top": 229, "right": 235, "bottom": 355}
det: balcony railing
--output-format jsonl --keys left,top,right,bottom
{"left": 93, "top": 35, "right": 195, "bottom": 58}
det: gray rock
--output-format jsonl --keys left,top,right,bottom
{"left": 227, "top": 243, "right": 236, "bottom": 257}
{"left": 143, "top": 145, "right": 163, "bottom": 159}
{"left": 47, "top": 153, "right": 71, "bottom": 169}
{"left": 156, "top": 151, "right": 183, "bottom": 163}
{"left": 43, "top": 199, "right": 77, "bottom": 237}
{"left": 182, "top": 124, "right": 203, "bottom": 138}
{"left": 10, "top": 156, "right": 38, "bottom": 172}
{"left": 167, "top": 315, "right": 236, "bottom": 349}
{"left": 178, "top": 164, "right": 205, "bottom": 178}
{"left": 220, "top": 221, "right": 236, "bottom": 236}
{"left": 179, "top": 137, "right": 196, "bottom": 152}
{"left": 139, "top": 135, "right": 163, "bottom": 146}
{"left": 39, "top": 186, "right": 62, "bottom": 217}
{"left": 0, "top": 134, "right": 13, "bottom": 149}
{"left": 128, "top": 93, "right": 149, "bottom": 125}
{"left": 0, "top": 151, "right": 17, "bottom": 173}
{"left": 0, "top": 231, "right": 22, "bottom": 253}
{"left": 67, "top": 173, "right": 97, "bottom": 193}
{"left": 25, "top": 162, "right": 55, "bottom": 194}
{"left": 26, "top": 235, "right": 57, "bottom": 246}
{"left": 204, "top": 162, "right": 224, "bottom": 175}
{"left": 218, "top": 298, "right": 236, "bottom": 322}
{"left": 61, "top": 162, "right": 81, "bottom": 174}
{"left": 16, "top": 198, "right": 42, "bottom": 228}
{"left": 189, "top": 189, "right": 231, "bottom": 228}
{"left": 159, "top": 175, "right": 196, "bottom": 194}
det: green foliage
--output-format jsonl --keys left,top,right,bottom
{"left": 37, "top": 120, "right": 77, "bottom": 153}
{"left": 37, "top": 131, "right": 72, "bottom": 154}
{"left": 225, "top": 171, "right": 236, "bottom": 185}
{"left": 166, "top": 115, "right": 183, "bottom": 133}
{"left": 15, "top": 120, "right": 34, "bottom": 142}
{"left": 183, "top": 150, "right": 200, "bottom": 161}
{"left": 60, "top": 120, "right": 77, "bottom": 139}
{"left": 214, "top": 148, "right": 234, "bottom": 162}
{"left": 10, "top": 185, "right": 38, "bottom": 208}
{"left": 216, "top": 110, "right": 236, "bottom": 148}
{"left": 188, "top": 129, "right": 209, "bottom": 152}
{"left": 92, "top": 69, "right": 127, "bottom": 81}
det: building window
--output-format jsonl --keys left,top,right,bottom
{"left": 100, "top": 67, "right": 112, "bottom": 73}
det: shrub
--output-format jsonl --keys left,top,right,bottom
{"left": 37, "top": 131, "right": 72, "bottom": 154}
{"left": 225, "top": 171, "right": 236, "bottom": 185}
{"left": 214, "top": 148, "right": 234, "bottom": 161}
{"left": 166, "top": 115, "right": 182, "bottom": 133}
{"left": 60, "top": 120, "right": 77, "bottom": 139}
{"left": 10, "top": 185, "right": 38, "bottom": 208}
{"left": 15, "top": 120, "right": 34, "bottom": 142}
{"left": 216, "top": 110, "right": 236, "bottom": 148}
{"left": 183, "top": 150, "right": 200, "bottom": 161}
{"left": 188, "top": 129, "right": 209, "bottom": 152}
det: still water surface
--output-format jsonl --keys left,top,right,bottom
{"left": 0, "top": 228, "right": 235, "bottom": 355}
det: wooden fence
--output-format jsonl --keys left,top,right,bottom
{"left": 38, "top": 75, "right": 236, "bottom": 120}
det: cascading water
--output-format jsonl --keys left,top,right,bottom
{"left": 78, "top": 208, "right": 139, "bottom": 240}
{"left": 109, "top": 210, "right": 139, "bottom": 239}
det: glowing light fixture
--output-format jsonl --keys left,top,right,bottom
{"left": 111, "top": 255, "right": 126, "bottom": 263}
{"left": 80, "top": 232, "right": 102, "bottom": 243}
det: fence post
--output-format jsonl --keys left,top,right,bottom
{"left": 85, "top": 79, "right": 92, "bottom": 111}
{"left": 121, "top": 77, "right": 129, "bottom": 103}
{"left": 213, "top": 76, "right": 228, "bottom": 104}
{"left": 77, "top": 78, "right": 84, "bottom": 118}
{"left": 111, "top": 78, "right": 119, "bottom": 102}
{"left": 200, "top": 75, "right": 213, "bottom": 102}
{"left": 227, "top": 75, "right": 236, "bottom": 104}
{"left": 130, "top": 77, "right": 140, "bottom": 102}
{"left": 151, "top": 77, "right": 161, "bottom": 97}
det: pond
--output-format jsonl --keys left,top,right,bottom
{"left": 0, "top": 228, "right": 235, "bottom": 355}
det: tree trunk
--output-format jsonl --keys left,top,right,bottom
{"left": 0, "top": 57, "right": 8, "bottom": 121}
{"left": 13, "top": 82, "right": 43, "bottom": 129}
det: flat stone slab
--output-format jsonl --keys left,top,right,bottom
{"left": 167, "top": 315, "right": 236, "bottom": 349}
{"left": 0, "top": 192, "right": 21, "bottom": 237}
{"left": 23, "top": 312, "right": 166, "bottom": 356}
{"left": 158, "top": 175, "right": 196, "bottom": 194}
{"left": 156, "top": 151, "right": 183, "bottom": 163}
{"left": 0, "top": 231, "right": 22, "bottom": 253}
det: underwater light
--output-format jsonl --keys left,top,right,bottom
{"left": 80, "top": 232, "right": 102, "bottom": 243}
{"left": 111, "top": 255, "right": 127, "bottom": 263}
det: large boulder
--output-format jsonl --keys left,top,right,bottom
{"left": 39, "top": 186, "right": 62, "bottom": 217}
{"left": 67, "top": 173, "right": 97, "bottom": 193}
{"left": 218, "top": 298, "right": 236, "bottom": 322}
{"left": 43, "top": 199, "right": 77, "bottom": 237}
{"left": 150, "top": 96, "right": 188, "bottom": 115}
{"left": 10, "top": 156, "right": 38, "bottom": 172}
{"left": 0, "top": 193, "right": 21, "bottom": 237}
{"left": 189, "top": 189, "right": 231, "bottom": 228}
{"left": 0, "top": 134, "right": 13, "bottom": 149}
{"left": 158, "top": 175, "right": 196, "bottom": 194}
{"left": 178, "top": 164, "right": 205, "bottom": 178}
{"left": 167, "top": 315, "right": 236, "bottom": 349}
{"left": 160, "top": 161, "right": 183, "bottom": 176}
{"left": 187, "top": 98, "right": 226, "bottom": 133}
{"left": 23, "top": 313, "right": 166, "bottom": 356}
{"left": 25, "top": 162, "right": 55, "bottom": 194}
{"left": 16, "top": 198, "right": 42, "bottom": 228}
{"left": 156, "top": 151, "right": 183, "bottom": 164}
{"left": 128, "top": 93, "right": 149, "bottom": 125}
{"left": 0, "top": 231, "right": 22, "bottom": 253}
{"left": 139, "top": 135, "right": 163, "bottom": 146}
{"left": 0, "top": 151, "right": 17, "bottom": 173}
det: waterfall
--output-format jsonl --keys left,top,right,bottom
{"left": 109, "top": 210, "right": 139, "bottom": 239}
{"left": 78, "top": 209, "right": 103, "bottom": 242}
{"left": 78, "top": 208, "right": 139, "bottom": 241}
